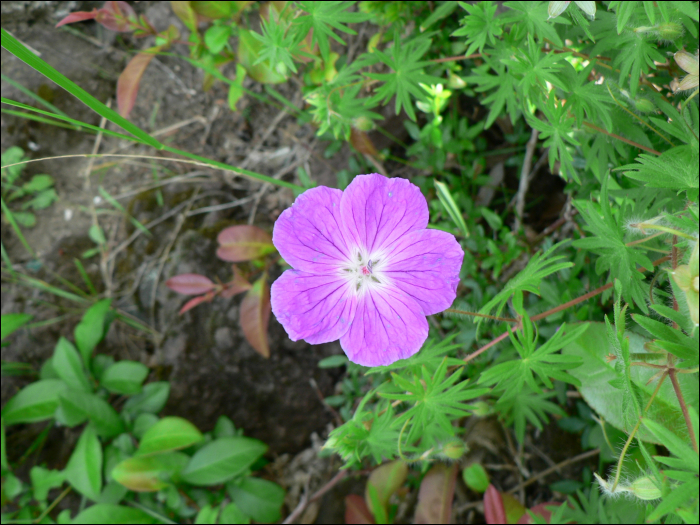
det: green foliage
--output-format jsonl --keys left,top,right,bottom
{"left": 1, "top": 304, "right": 283, "bottom": 523}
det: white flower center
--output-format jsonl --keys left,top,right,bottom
{"left": 342, "top": 249, "right": 387, "bottom": 294}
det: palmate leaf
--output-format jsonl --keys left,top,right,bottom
{"left": 496, "top": 387, "right": 565, "bottom": 443}
{"left": 501, "top": 1, "right": 563, "bottom": 46}
{"left": 452, "top": 1, "right": 503, "bottom": 57}
{"left": 527, "top": 95, "right": 580, "bottom": 181}
{"left": 558, "top": 61, "right": 613, "bottom": 130}
{"left": 573, "top": 175, "right": 653, "bottom": 312}
{"left": 478, "top": 241, "right": 573, "bottom": 320}
{"left": 468, "top": 61, "right": 519, "bottom": 129}
{"left": 293, "top": 1, "right": 369, "bottom": 61}
{"left": 502, "top": 34, "right": 567, "bottom": 101}
{"left": 366, "top": 33, "right": 443, "bottom": 122}
{"left": 619, "top": 144, "right": 700, "bottom": 201}
{"left": 380, "top": 359, "right": 489, "bottom": 443}
{"left": 478, "top": 318, "right": 586, "bottom": 401}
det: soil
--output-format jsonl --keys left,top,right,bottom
{"left": 1, "top": 2, "right": 581, "bottom": 523}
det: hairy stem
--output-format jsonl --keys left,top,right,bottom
{"left": 611, "top": 372, "right": 667, "bottom": 492}
{"left": 583, "top": 121, "right": 662, "bottom": 155}
{"left": 669, "top": 369, "right": 698, "bottom": 454}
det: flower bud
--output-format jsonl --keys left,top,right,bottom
{"left": 442, "top": 440, "right": 468, "bottom": 460}
{"left": 627, "top": 476, "right": 662, "bottom": 500}
{"left": 657, "top": 22, "right": 684, "bottom": 41}
{"left": 471, "top": 401, "right": 491, "bottom": 417}
{"left": 352, "top": 116, "right": 374, "bottom": 132}
{"left": 634, "top": 98, "right": 656, "bottom": 113}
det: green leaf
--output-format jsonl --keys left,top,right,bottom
{"left": 99, "top": 360, "right": 149, "bottom": 395}
{"left": 195, "top": 504, "right": 220, "bottom": 524}
{"left": 74, "top": 299, "right": 112, "bottom": 366}
{"left": 228, "top": 477, "right": 285, "bottom": 523}
{"left": 219, "top": 502, "right": 250, "bottom": 524}
{"left": 573, "top": 175, "right": 652, "bottom": 311}
{"left": 136, "top": 416, "right": 203, "bottom": 456}
{"left": 367, "top": 33, "right": 443, "bottom": 121}
{"left": 53, "top": 337, "right": 92, "bottom": 392}
{"left": 0, "top": 29, "right": 162, "bottom": 149}
{"left": 122, "top": 382, "right": 170, "bottom": 417}
{"left": 293, "top": 1, "right": 369, "bottom": 61}
{"left": 365, "top": 460, "right": 408, "bottom": 521}
{"left": 2, "top": 379, "right": 67, "bottom": 425}
{"left": 204, "top": 25, "right": 233, "bottom": 54}
{"left": 619, "top": 145, "right": 699, "bottom": 200}
{"left": 434, "top": 179, "right": 469, "bottom": 237}
{"left": 65, "top": 425, "right": 102, "bottom": 500}
{"left": 112, "top": 452, "right": 189, "bottom": 492}
{"left": 318, "top": 355, "right": 349, "bottom": 368}
{"left": 1, "top": 313, "right": 32, "bottom": 340}
{"left": 420, "top": 1, "right": 458, "bottom": 31}
{"left": 462, "top": 463, "right": 489, "bottom": 493}
{"left": 562, "top": 323, "right": 698, "bottom": 444}
{"left": 180, "top": 437, "right": 267, "bottom": 486}
{"left": 1, "top": 418, "right": 7, "bottom": 472}
{"left": 59, "top": 390, "right": 124, "bottom": 438}
{"left": 72, "top": 504, "right": 157, "bottom": 524}
{"left": 30, "top": 466, "right": 65, "bottom": 501}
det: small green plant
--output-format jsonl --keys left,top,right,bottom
{"left": 1, "top": 301, "right": 284, "bottom": 524}
{"left": 1, "top": 146, "right": 58, "bottom": 228}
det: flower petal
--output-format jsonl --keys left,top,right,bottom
{"left": 340, "top": 174, "right": 429, "bottom": 254}
{"left": 384, "top": 229, "right": 464, "bottom": 315}
{"left": 273, "top": 186, "right": 349, "bottom": 272}
{"left": 340, "top": 287, "right": 428, "bottom": 367}
{"left": 271, "top": 270, "right": 357, "bottom": 344}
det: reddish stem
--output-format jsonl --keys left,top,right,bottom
{"left": 583, "top": 122, "right": 662, "bottom": 155}
{"left": 669, "top": 369, "right": 698, "bottom": 454}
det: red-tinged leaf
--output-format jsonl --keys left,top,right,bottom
{"left": 415, "top": 463, "right": 458, "bottom": 524}
{"left": 178, "top": 293, "right": 215, "bottom": 315}
{"left": 117, "top": 51, "right": 157, "bottom": 117}
{"left": 502, "top": 492, "right": 527, "bottom": 524}
{"left": 166, "top": 274, "right": 217, "bottom": 295}
{"left": 350, "top": 128, "right": 378, "bottom": 157}
{"left": 216, "top": 225, "right": 275, "bottom": 262}
{"left": 220, "top": 266, "right": 252, "bottom": 298}
{"left": 96, "top": 1, "right": 138, "bottom": 32}
{"left": 55, "top": 10, "right": 99, "bottom": 28}
{"left": 240, "top": 277, "right": 271, "bottom": 358}
{"left": 345, "top": 494, "right": 375, "bottom": 524}
{"left": 365, "top": 460, "right": 408, "bottom": 522}
{"left": 171, "top": 0, "right": 198, "bottom": 33}
{"left": 517, "top": 502, "right": 561, "bottom": 524}
{"left": 484, "top": 485, "right": 507, "bottom": 525}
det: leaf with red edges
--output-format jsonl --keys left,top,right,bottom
{"left": 166, "top": 274, "right": 217, "bottom": 295}
{"left": 96, "top": 1, "right": 138, "bottom": 32}
{"left": 502, "top": 493, "right": 527, "bottom": 524}
{"left": 240, "top": 277, "right": 271, "bottom": 358}
{"left": 55, "top": 10, "right": 100, "bottom": 27}
{"left": 415, "top": 464, "right": 458, "bottom": 524}
{"left": 484, "top": 484, "right": 507, "bottom": 525}
{"left": 220, "top": 266, "right": 252, "bottom": 298}
{"left": 178, "top": 293, "right": 215, "bottom": 315}
{"left": 345, "top": 494, "right": 375, "bottom": 524}
{"left": 365, "top": 460, "right": 407, "bottom": 523}
{"left": 117, "top": 50, "right": 157, "bottom": 118}
{"left": 216, "top": 225, "right": 276, "bottom": 262}
{"left": 517, "top": 502, "right": 561, "bottom": 524}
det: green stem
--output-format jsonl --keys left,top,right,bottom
{"left": 445, "top": 309, "right": 518, "bottom": 323}
{"left": 630, "top": 223, "right": 696, "bottom": 240}
{"left": 611, "top": 372, "right": 666, "bottom": 492}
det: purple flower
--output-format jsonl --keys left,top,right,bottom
{"left": 271, "top": 173, "right": 464, "bottom": 366}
